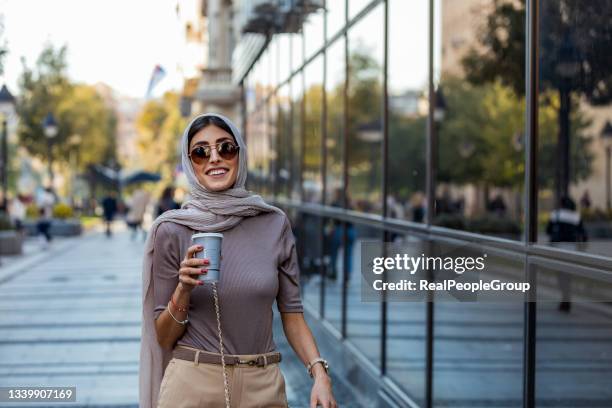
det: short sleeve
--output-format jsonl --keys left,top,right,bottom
{"left": 152, "top": 222, "right": 181, "bottom": 319}
{"left": 276, "top": 216, "right": 304, "bottom": 313}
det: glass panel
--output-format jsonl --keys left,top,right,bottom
{"left": 291, "top": 32, "right": 304, "bottom": 74}
{"left": 278, "top": 34, "right": 292, "bottom": 83}
{"left": 347, "top": 3, "right": 384, "bottom": 215}
{"left": 434, "top": 0, "right": 525, "bottom": 239}
{"left": 299, "top": 213, "right": 324, "bottom": 313}
{"left": 535, "top": 262, "right": 612, "bottom": 406}
{"left": 325, "top": 37, "right": 346, "bottom": 206}
{"left": 326, "top": 0, "right": 346, "bottom": 40}
{"left": 268, "top": 94, "right": 278, "bottom": 198}
{"left": 303, "top": 5, "right": 325, "bottom": 60}
{"left": 388, "top": 0, "right": 429, "bottom": 222}
{"left": 433, "top": 252, "right": 525, "bottom": 407}
{"left": 323, "top": 217, "right": 344, "bottom": 332}
{"left": 537, "top": 0, "right": 612, "bottom": 257}
{"left": 303, "top": 55, "right": 324, "bottom": 203}
{"left": 277, "top": 84, "right": 291, "bottom": 199}
{"left": 346, "top": 222, "right": 382, "bottom": 368}
{"left": 290, "top": 72, "right": 304, "bottom": 201}
{"left": 348, "top": 0, "right": 371, "bottom": 21}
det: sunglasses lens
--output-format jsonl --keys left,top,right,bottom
{"left": 190, "top": 146, "right": 209, "bottom": 164}
{"left": 218, "top": 142, "right": 238, "bottom": 159}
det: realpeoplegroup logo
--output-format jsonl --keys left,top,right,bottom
{"left": 361, "top": 242, "right": 534, "bottom": 302}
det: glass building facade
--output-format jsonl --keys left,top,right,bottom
{"left": 240, "top": 1, "right": 612, "bottom": 406}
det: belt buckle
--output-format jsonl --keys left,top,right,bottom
{"left": 238, "top": 359, "right": 257, "bottom": 366}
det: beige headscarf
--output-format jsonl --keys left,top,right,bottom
{"left": 139, "top": 112, "right": 283, "bottom": 408}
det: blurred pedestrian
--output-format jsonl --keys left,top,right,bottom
{"left": 9, "top": 193, "right": 27, "bottom": 236}
{"left": 155, "top": 186, "right": 180, "bottom": 218}
{"left": 126, "top": 189, "right": 150, "bottom": 241}
{"left": 37, "top": 187, "right": 56, "bottom": 249}
{"left": 102, "top": 191, "right": 119, "bottom": 238}
{"left": 580, "top": 190, "right": 591, "bottom": 210}
{"left": 546, "top": 196, "right": 587, "bottom": 313}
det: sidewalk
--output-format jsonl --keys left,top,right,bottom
{"left": 0, "top": 224, "right": 361, "bottom": 407}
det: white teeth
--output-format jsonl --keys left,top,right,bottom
{"left": 207, "top": 169, "right": 227, "bottom": 176}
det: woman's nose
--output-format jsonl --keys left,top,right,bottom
{"left": 209, "top": 148, "right": 221, "bottom": 163}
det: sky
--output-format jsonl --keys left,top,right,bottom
{"left": 1, "top": 0, "right": 184, "bottom": 98}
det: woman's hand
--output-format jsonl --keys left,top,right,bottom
{"left": 310, "top": 373, "right": 337, "bottom": 408}
{"left": 178, "top": 244, "right": 209, "bottom": 292}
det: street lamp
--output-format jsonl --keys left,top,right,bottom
{"left": 601, "top": 121, "right": 612, "bottom": 211}
{"left": 69, "top": 134, "right": 82, "bottom": 207}
{"left": 555, "top": 30, "right": 581, "bottom": 205}
{"left": 43, "top": 112, "right": 58, "bottom": 186}
{"left": 0, "top": 84, "right": 16, "bottom": 212}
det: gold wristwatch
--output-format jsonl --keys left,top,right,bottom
{"left": 307, "top": 358, "right": 329, "bottom": 378}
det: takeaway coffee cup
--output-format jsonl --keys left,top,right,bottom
{"left": 191, "top": 232, "right": 223, "bottom": 283}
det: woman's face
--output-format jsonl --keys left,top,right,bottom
{"left": 188, "top": 124, "right": 239, "bottom": 192}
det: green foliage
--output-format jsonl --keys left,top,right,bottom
{"left": 25, "top": 203, "right": 39, "bottom": 219}
{"left": 52, "top": 203, "right": 73, "bottom": 219}
{"left": 135, "top": 92, "right": 186, "bottom": 185}
{"left": 437, "top": 78, "right": 593, "bottom": 189}
{"left": 16, "top": 44, "right": 117, "bottom": 171}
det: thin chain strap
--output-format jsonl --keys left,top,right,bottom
{"left": 212, "top": 282, "right": 231, "bottom": 408}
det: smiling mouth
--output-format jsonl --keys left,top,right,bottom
{"left": 206, "top": 168, "right": 229, "bottom": 177}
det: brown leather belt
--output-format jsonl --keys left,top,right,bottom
{"left": 173, "top": 347, "right": 282, "bottom": 368}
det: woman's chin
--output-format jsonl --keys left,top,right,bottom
{"left": 199, "top": 176, "right": 234, "bottom": 192}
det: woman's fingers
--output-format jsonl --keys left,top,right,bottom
{"left": 179, "top": 266, "right": 207, "bottom": 278}
{"left": 178, "top": 273, "right": 202, "bottom": 287}
{"left": 185, "top": 244, "right": 203, "bottom": 259}
{"left": 181, "top": 257, "right": 209, "bottom": 268}
{"left": 179, "top": 266, "right": 207, "bottom": 288}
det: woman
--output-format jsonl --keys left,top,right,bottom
{"left": 139, "top": 113, "right": 337, "bottom": 408}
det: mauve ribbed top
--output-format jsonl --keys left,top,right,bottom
{"left": 152, "top": 211, "right": 304, "bottom": 355}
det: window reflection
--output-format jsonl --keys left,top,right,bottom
{"left": 276, "top": 84, "right": 291, "bottom": 198}
{"left": 303, "top": 5, "right": 324, "bottom": 60}
{"left": 434, "top": 0, "right": 525, "bottom": 239}
{"left": 326, "top": 0, "right": 346, "bottom": 40}
{"left": 388, "top": 0, "right": 429, "bottom": 222}
{"left": 536, "top": 0, "right": 612, "bottom": 257}
{"left": 291, "top": 73, "right": 303, "bottom": 201}
{"left": 325, "top": 38, "right": 346, "bottom": 206}
{"left": 347, "top": 3, "right": 384, "bottom": 215}
{"left": 303, "top": 56, "right": 324, "bottom": 203}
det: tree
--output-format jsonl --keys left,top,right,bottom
{"left": 17, "top": 45, "right": 117, "bottom": 173}
{"left": 462, "top": 0, "right": 610, "bottom": 204}
{"left": 135, "top": 92, "right": 186, "bottom": 184}
{"left": 0, "top": 15, "right": 7, "bottom": 76}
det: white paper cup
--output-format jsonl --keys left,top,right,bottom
{"left": 191, "top": 232, "right": 223, "bottom": 282}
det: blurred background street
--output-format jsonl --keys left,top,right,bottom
{"left": 0, "top": 0, "right": 611, "bottom": 407}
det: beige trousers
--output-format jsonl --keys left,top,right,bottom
{"left": 157, "top": 347, "right": 289, "bottom": 408}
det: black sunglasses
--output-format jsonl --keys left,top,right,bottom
{"left": 189, "top": 141, "right": 240, "bottom": 165}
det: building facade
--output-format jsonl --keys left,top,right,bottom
{"left": 232, "top": 1, "right": 612, "bottom": 406}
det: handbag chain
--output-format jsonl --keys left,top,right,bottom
{"left": 212, "top": 282, "right": 231, "bottom": 408}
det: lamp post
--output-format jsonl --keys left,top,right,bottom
{"left": 555, "top": 30, "right": 580, "bottom": 206}
{"left": 68, "top": 134, "right": 82, "bottom": 207}
{"left": 0, "top": 84, "right": 16, "bottom": 212}
{"left": 601, "top": 121, "right": 612, "bottom": 211}
{"left": 43, "top": 113, "right": 58, "bottom": 186}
